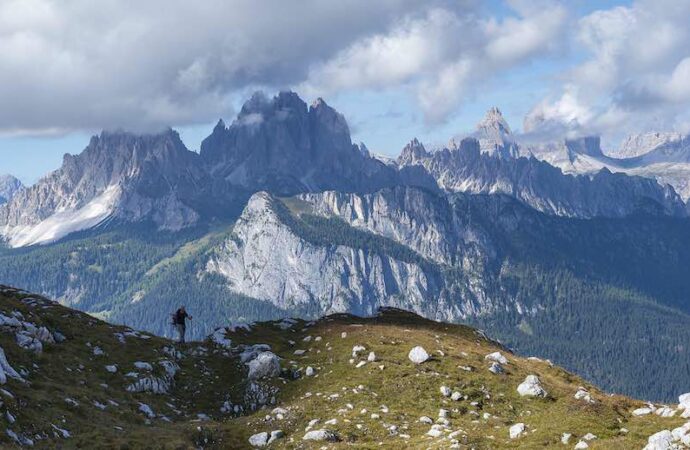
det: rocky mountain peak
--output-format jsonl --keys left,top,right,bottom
{"left": 397, "top": 138, "right": 428, "bottom": 165}
{"left": 614, "top": 132, "right": 684, "bottom": 159}
{"left": 477, "top": 106, "right": 512, "bottom": 137}
{"left": 0, "top": 174, "right": 23, "bottom": 204}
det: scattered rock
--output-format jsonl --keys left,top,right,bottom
{"left": 367, "top": 352, "right": 376, "bottom": 362}
{"left": 268, "top": 430, "right": 284, "bottom": 445}
{"left": 0, "top": 347, "right": 22, "bottom": 384}
{"left": 561, "top": 433, "right": 572, "bottom": 444}
{"left": 440, "top": 386, "right": 451, "bottom": 397}
{"left": 633, "top": 407, "right": 654, "bottom": 416}
{"left": 352, "top": 345, "right": 366, "bottom": 357}
{"left": 126, "top": 376, "right": 172, "bottom": 395}
{"left": 303, "top": 429, "right": 339, "bottom": 442}
{"left": 517, "top": 375, "right": 547, "bottom": 397}
{"left": 643, "top": 430, "right": 673, "bottom": 450}
{"left": 509, "top": 423, "right": 525, "bottom": 439}
{"left": 485, "top": 351, "right": 508, "bottom": 365}
{"left": 574, "top": 441, "right": 589, "bottom": 449}
{"left": 248, "top": 432, "right": 269, "bottom": 447}
{"left": 574, "top": 387, "right": 595, "bottom": 403}
{"left": 247, "top": 352, "right": 281, "bottom": 380}
{"left": 488, "top": 362, "right": 503, "bottom": 375}
{"left": 134, "top": 361, "right": 153, "bottom": 371}
{"left": 305, "top": 366, "right": 316, "bottom": 377}
{"left": 408, "top": 346, "right": 430, "bottom": 364}
{"left": 451, "top": 391, "right": 463, "bottom": 401}
{"left": 138, "top": 402, "right": 155, "bottom": 419}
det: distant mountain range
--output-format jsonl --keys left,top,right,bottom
{"left": 1, "top": 91, "right": 690, "bottom": 402}
{"left": 1, "top": 93, "right": 686, "bottom": 248}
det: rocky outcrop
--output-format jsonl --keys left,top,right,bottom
{"left": 0, "top": 130, "right": 238, "bottom": 247}
{"left": 199, "top": 91, "right": 404, "bottom": 196}
{"left": 0, "top": 175, "right": 22, "bottom": 205}
{"left": 206, "top": 192, "right": 450, "bottom": 318}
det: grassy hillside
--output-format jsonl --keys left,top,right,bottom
{"left": 0, "top": 285, "right": 686, "bottom": 449}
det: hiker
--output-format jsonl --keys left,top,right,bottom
{"left": 172, "top": 306, "right": 192, "bottom": 343}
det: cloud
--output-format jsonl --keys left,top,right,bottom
{"left": 303, "top": 1, "right": 568, "bottom": 124}
{"left": 0, "top": 0, "right": 432, "bottom": 135}
{"left": 526, "top": 0, "right": 690, "bottom": 141}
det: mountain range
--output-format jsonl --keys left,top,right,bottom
{"left": 1, "top": 91, "right": 689, "bottom": 404}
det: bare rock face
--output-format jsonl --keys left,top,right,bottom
{"left": 206, "top": 191, "right": 446, "bottom": 318}
{"left": 199, "top": 91, "right": 403, "bottom": 196}
{"left": 0, "top": 175, "right": 22, "bottom": 205}
{"left": 0, "top": 129, "right": 237, "bottom": 247}
{"left": 396, "top": 137, "right": 687, "bottom": 219}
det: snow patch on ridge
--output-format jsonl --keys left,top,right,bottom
{"left": 3, "top": 185, "right": 120, "bottom": 248}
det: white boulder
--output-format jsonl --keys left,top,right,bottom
{"left": 247, "top": 352, "right": 281, "bottom": 380}
{"left": 248, "top": 432, "right": 269, "bottom": 447}
{"left": 643, "top": 430, "right": 674, "bottom": 450}
{"left": 352, "top": 345, "right": 366, "bottom": 357}
{"left": 485, "top": 351, "right": 508, "bottom": 365}
{"left": 0, "top": 347, "right": 22, "bottom": 384}
{"left": 517, "top": 375, "right": 547, "bottom": 397}
{"left": 303, "top": 429, "right": 339, "bottom": 442}
{"left": 509, "top": 423, "right": 525, "bottom": 439}
{"left": 134, "top": 361, "right": 153, "bottom": 371}
{"left": 408, "top": 346, "right": 430, "bottom": 364}
{"left": 440, "top": 386, "right": 451, "bottom": 397}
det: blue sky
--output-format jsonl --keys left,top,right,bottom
{"left": 3, "top": 0, "right": 690, "bottom": 185}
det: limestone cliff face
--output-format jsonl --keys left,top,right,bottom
{"left": 205, "top": 192, "right": 453, "bottom": 318}
{"left": 205, "top": 190, "right": 500, "bottom": 322}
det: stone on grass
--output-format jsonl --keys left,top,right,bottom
{"left": 440, "top": 386, "right": 451, "bottom": 397}
{"left": 249, "top": 432, "right": 269, "bottom": 447}
{"left": 352, "top": 345, "right": 366, "bottom": 357}
{"left": 247, "top": 352, "right": 281, "bottom": 380}
{"left": 105, "top": 365, "right": 117, "bottom": 373}
{"left": 305, "top": 366, "right": 316, "bottom": 377}
{"left": 561, "top": 433, "right": 572, "bottom": 444}
{"left": 367, "top": 352, "right": 376, "bottom": 362}
{"left": 451, "top": 391, "right": 463, "bottom": 401}
{"left": 488, "top": 362, "right": 503, "bottom": 375}
{"left": 408, "top": 346, "right": 430, "bottom": 364}
{"left": 303, "top": 429, "right": 339, "bottom": 442}
{"left": 509, "top": 423, "right": 525, "bottom": 439}
{"left": 517, "top": 375, "right": 547, "bottom": 397}
{"left": 138, "top": 403, "right": 155, "bottom": 419}
{"left": 574, "top": 441, "right": 589, "bottom": 449}
{"left": 268, "top": 430, "right": 284, "bottom": 445}
{"left": 643, "top": 430, "right": 674, "bottom": 450}
{"left": 633, "top": 407, "right": 653, "bottom": 416}
{"left": 484, "top": 351, "right": 508, "bottom": 365}
{"left": 134, "top": 361, "right": 153, "bottom": 371}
